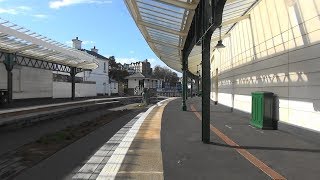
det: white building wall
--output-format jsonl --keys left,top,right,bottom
{"left": 0, "top": 63, "right": 53, "bottom": 99}
{"left": 156, "top": 79, "right": 163, "bottom": 89}
{"left": 144, "top": 80, "right": 152, "bottom": 88}
{"left": 110, "top": 81, "right": 118, "bottom": 94}
{"left": 53, "top": 82, "right": 96, "bottom": 98}
{"left": 151, "top": 80, "right": 157, "bottom": 88}
{"left": 210, "top": 0, "right": 320, "bottom": 132}
{"left": 128, "top": 79, "right": 140, "bottom": 88}
{"left": 82, "top": 59, "right": 110, "bottom": 95}
{"left": 0, "top": 62, "right": 7, "bottom": 89}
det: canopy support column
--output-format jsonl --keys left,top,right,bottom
{"left": 70, "top": 67, "right": 76, "bottom": 100}
{"left": 186, "top": 76, "right": 188, "bottom": 100}
{"left": 196, "top": 78, "right": 200, "bottom": 96}
{"left": 4, "top": 53, "right": 15, "bottom": 104}
{"left": 202, "top": 30, "right": 213, "bottom": 144}
{"left": 182, "top": 53, "right": 187, "bottom": 111}
{"left": 191, "top": 78, "right": 193, "bottom": 98}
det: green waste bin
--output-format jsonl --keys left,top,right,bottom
{"left": 250, "top": 91, "right": 274, "bottom": 129}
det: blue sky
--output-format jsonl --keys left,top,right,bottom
{"left": 0, "top": 0, "right": 181, "bottom": 75}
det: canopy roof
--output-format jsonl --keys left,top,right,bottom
{"left": 0, "top": 18, "right": 98, "bottom": 70}
{"left": 125, "top": 0, "right": 199, "bottom": 72}
{"left": 125, "top": 0, "right": 259, "bottom": 74}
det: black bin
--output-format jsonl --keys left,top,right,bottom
{"left": 0, "top": 89, "right": 9, "bottom": 107}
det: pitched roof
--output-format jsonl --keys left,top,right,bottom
{"left": 82, "top": 49, "right": 109, "bottom": 60}
{"left": 124, "top": 72, "right": 145, "bottom": 79}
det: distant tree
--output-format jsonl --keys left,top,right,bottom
{"left": 108, "top": 56, "right": 128, "bottom": 83}
{"left": 108, "top": 56, "right": 117, "bottom": 69}
{"left": 109, "top": 69, "right": 128, "bottom": 83}
{"left": 152, "top": 65, "right": 179, "bottom": 87}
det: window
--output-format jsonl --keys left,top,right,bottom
{"left": 104, "top": 62, "right": 106, "bottom": 72}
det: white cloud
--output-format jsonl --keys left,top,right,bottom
{"left": 82, "top": 40, "right": 95, "bottom": 45}
{"left": 0, "top": 8, "right": 18, "bottom": 15}
{"left": 17, "top": 6, "right": 32, "bottom": 11}
{"left": 33, "top": 14, "right": 48, "bottom": 19}
{"left": 49, "top": 0, "right": 112, "bottom": 9}
{"left": 129, "top": 50, "right": 134, "bottom": 54}
{"left": 0, "top": 5, "right": 48, "bottom": 21}
{"left": 0, "top": 6, "right": 32, "bottom": 15}
{"left": 65, "top": 40, "right": 95, "bottom": 47}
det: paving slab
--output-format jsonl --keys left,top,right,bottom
{"left": 187, "top": 97, "right": 320, "bottom": 180}
{"left": 113, "top": 99, "right": 172, "bottom": 180}
{"left": 161, "top": 98, "right": 268, "bottom": 180}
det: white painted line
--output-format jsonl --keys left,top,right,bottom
{"left": 96, "top": 105, "right": 157, "bottom": 180}
{"left": 0, "top": 96, "right": 138, "bottom": 114}
{"left": 95, "top": 101, "right": 119, "bottom": 105}
{"left": 225, "top": 125, "right": 232, "bottom": 129}
{"left": 249, "top": 125, "right": 264, "bottom": 133}
{"left": 117, "top": 171, "right": 163, "bottom": 174}
{"left": 72, "top": 113, "right": 143, "bottom": 179}
{"left": 256, "top": 129, "right": 264, "bottom": 134}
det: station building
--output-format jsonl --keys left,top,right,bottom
{"left": 210, "top": 0, "right": 320, "bottom": 132}
{"left": 71, "top": 37, "right": 111, "bottom": 96}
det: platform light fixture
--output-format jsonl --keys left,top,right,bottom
{"left": 215, "top": 26, "right": 225, "bottom": 50}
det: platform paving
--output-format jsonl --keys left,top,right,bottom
{"left": 162, "top": 97, "right": 320, "bottom": 180}
{"left": 9, "top": 97, "right": 320, "bottom": 180}
{"left": 114, "top": 99, "right": 167, "bottom": 180}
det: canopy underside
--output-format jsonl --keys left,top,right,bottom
{"left": 126, "top": 0, "right": 260, "bottom": 75}
{"left": 0, "top": 18, "right": 98, "bottom": 70}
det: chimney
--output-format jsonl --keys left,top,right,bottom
{"left": 91, "top": 46, "right": 98, "bottom": 53}
{"left": 72, "top": 37, "right": 82, "bottom": 50}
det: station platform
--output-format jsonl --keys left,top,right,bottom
{"left": 0, "top": 96, "right": 137, "bottom": 115}
{"left": 14, "top": 97, "right": 320, "bottom": 180}
{"left": 0, "top": 96, "right": 143, "bottom": 127}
